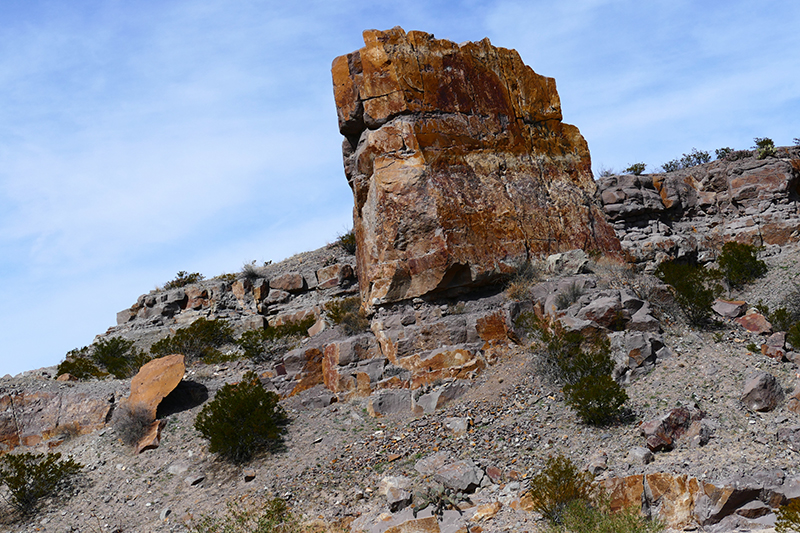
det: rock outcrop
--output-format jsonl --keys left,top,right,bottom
{"left": 332, "top": 27, "right": 620, "bottom": 307}
{"left": 598, "top": 147, "right": 800, "bottom": 266}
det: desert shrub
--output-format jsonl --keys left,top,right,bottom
{"left": 755, "top": 299, "right": 799, "bottom": 333}
{"left": 549, "top": 499, "right": 664, "bottom": 533}
{"left": 564, "top": 374, "right": 629, "bottom": 426}
{"left": 661, "top": 148, "right": 710, "bottom": 172}
{"left": 92, "top": 337, "right": 151, "bottom": 379}
{"left": 236, "top": 318, "right": 314, "bottom": 363}
{"left": 112, "top": 403, "right": 154, "bottom": 447}
{"left": 596, "top": 167, "right": 615, "bottom": 178}
{"left": 505, "top": 261, "right": 543, "bottom": 301}
{"left": 190, "top": 496, "right": 301, "bottom": 533}
{"left": 655, "top": 261, "right": 721, "bottom": 326}
{"left": 776, "top": 499, "right": 800, "bottom": 533}
{"left": 794, "top": 138, "right": 800, "bottom": 146}
{"left": 56, "top": 348, "right": 106, "bottom": 380}
{"left": 412, "top": 483, "right": 472, "bottom": 519}
{"left": 527, "top": 454, "right": 594, "bottom": 525}
{"left": 715, "top": 147, "right": 733, "bottom": 160}
{"left": 151, "top": 318, "right": 234, "bottom": 363}
{"left": 194, "top": 371, "right": 287, "bottom": 463}
{"left": 624, "top": 163, "right": 646, "bottom": 176}
{"left": 717, "top": 241, "right": 766, "bottom": 289}
{"left": 324, "top": 297, "right": 370, "bottom": 335}
{"left": 0, "top": 452, "right": 82, "bottom": 517}
{"left": 242, "top": 261, "right": 268, "bottom": 282}
{"left": 334, "top": 230, "right": 357, "bottom": 255}
{"left": 753, "top": 137, "right": 776, "bottom": 159}
{"left": 164, "top": 270, "right": 204, "bottom": 289}
{"left": 521, "top": 317, "right": 628, "bottom": 425}
{"left": 788, "top": 323, "right": 800, "bottom": 351}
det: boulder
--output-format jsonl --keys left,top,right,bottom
{"left": 712, "top": 299, "right": 747, "bottom": 319}
{"left": 135, "top": 419, "right": 167, "bottom": 454}
{"left": 128, "top": 354, "right": 185, "bottom": 419}
{"left": 367, "top": 389, "right": 411, "bottom": 417}
{"left": 735, "top": 312, "right": 773, "bottom": 335}
{"left": 640, "top": 407, "right": 705, "bottom": 452}
{"left": 270, "top": 272, "right": 306, "bottom": 293}
{"left": 433, "top": 459, "right": 484, "bottom": 493}
{"left": 332, "top": 27, "right": 620, "bottom": 307}
{"left": 741, "top": 371, "right": 784, "bottom": 412}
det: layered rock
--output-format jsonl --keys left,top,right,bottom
{"left": 598, "top": 147, "right": 800, "bottom": 266}
{"left": 332, "top": 27, "right": 620, "bottom": 307}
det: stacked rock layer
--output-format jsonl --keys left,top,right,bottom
{"left": 332, "top": 27, "right": 620, "bottom": 307}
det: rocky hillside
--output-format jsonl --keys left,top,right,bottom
{"left": 1, "top": 26, "right": 800, "bottom": 533}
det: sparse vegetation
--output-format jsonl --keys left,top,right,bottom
{"left": 112, "top": 403, "right": 155, "bottom": 447}
{"left": 624, "top": 163, "right": 646, "bottom": 176}
{"left": 236, "top": 317, "right": 315, "bottom": 363}
{"left": 661, "top": 148, "right": 711, "bottom": 172}
{"left": 190, "top": 497, "right": 301, "bottom": 533}
{"left": 412, "top": 484, "right": 472, "bottom": 518}
{"left": 777, "top": 499, "right": 800, "bottom": 533}
{"left": 92, "top": 337, "right": 152, "bottom": 379}
{"left": 548, "top": 499, "right": 665, "bottom": 533}
{"left": 194, "top": 371, "right": 287, "bottom": 464}
{"left": 715, "top": 147, "right": 733, "bottom": 160}
{"left": 164, "top": 271, "right": 204, "bottom": 290}
{"left": 753, "top": 137, "right": 776, "bottom": 159}
{"left": 242, "top": 261, "right": 268, "bottom": 282}
{"left": 520, "top": 317, "right": 628, "bottom": 425}
{"left": 324, "top": 297, "right": 369, "bottom": 335}
{"left": 794, "top": 138, "right": 800, "bottom": 146}
{"left": 505, "top": 261, "right": 543, "bottom": 301}
{"left": 334, "top": 230, "right": 357, "bottom": 255}
{"left": 527, "top": 454, "right": 594, "bottom": 524}
{"left": 150, "top": 317, "right": 235, "bottom": 363}
{"left": 56, "top": 338, "right": 150, "bottom": 381}
{"left": 56, "top": 348, "right": 107, "bottom": 380}
{"left": 717, "top": 242, "right": 766, "bottom": 289}
{"left": 655, "top": 260, "right": 721, "bottom": 326}
{"left": 0, "top": 452, "right": 82, "bottom": 518}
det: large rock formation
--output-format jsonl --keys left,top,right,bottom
{"left": 598, "top": 147, "right": 800, "bottom": 266}
{"left": 332, "top": 27, "right": 620, "bottom": 307}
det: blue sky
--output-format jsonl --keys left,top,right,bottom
{"left": 1, "top": 0, "right": 798, "bottom": 376}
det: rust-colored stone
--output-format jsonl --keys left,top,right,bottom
{"left": 135, "top": 419, "right": 167, "bottom": 454}
{"left": 332, "top": 27, "right": 620, "bottom": 307}
{"left": 476, "top": 312, "right": 511, "bottom": 343}
{"left": 128, "top": 354, "right": 185, "bottom": 419}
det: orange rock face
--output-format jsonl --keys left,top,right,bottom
{"left": 332, "top": 27, "right": 620, "bottom": 306}
{"left": 128, "top": 354, "right": 185, "bottom": 418}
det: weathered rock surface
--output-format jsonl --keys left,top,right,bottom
{"left": 0, "top": 388, "right": 114, "bottom": 451}
{"left": 741, "top": 371, "right": 784, "bottom": 412}
{"left": 127, "top": 354, "right": 185, "bottom": 418}
{"left": 598, "top": 147, "right": 800, "bottom": 266}
{"left": 333, "top": 27, "right": 620, "bottom": 307}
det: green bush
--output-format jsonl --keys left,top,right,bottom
{"left": 527, "top": 454, "right": 594, "bottom": 524}
{"left": 0, "top": 452, "right": 82, "bottom": 517}
{"left": 92, "top": 337, "right": 151, "bottom": 379}
{"left": 555, "top": 281, "right": 585, "bottom": 310}
{"left": 717, "top": 241, "right": 766, "bottom": 289}
{"left": 624, "top": 163, "right": 646, "bottom": 176}
{"left": 191, "top": 497, "right": 301, "bottom": 533}
{"left": 655, "top": 261, "right": 721, "bottom": 326}
{"left": 194, "top": 371, "right": 287, "bottom": 463}
{"left": 324, "top": 297, "right": 370, "bottom": 335}
{"left": 521, "top": 317, "right": 628, "bottom": 425}
{"left": 661, "top": 148, "right": 711, "bottom": 172}
{"left": 549, "top": 499, "right": 664, "bottom": 533}
{"left": 715, "top": 147, "right": 733, "bottom": 160}
{"left": 788, "top": 322, "right": 800, "bottom": 351}
{"left": 56, "top": 348, "right": 106, "bottom": 380}
{"left": 334, "top": 230, "right": 357, "bottom": 255}
{"left": 236, "top": 318, "right": 314, "bottom": 363}
{"left": 753, "top": 137, "right": 776, "bottom": 159}
{"left": 151, "top": 317, "right": 234, "bottom": 363}
{"left": 164, "top": 270, "right": 205, "bottom": 289}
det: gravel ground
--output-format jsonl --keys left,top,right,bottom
{"left": 2, "top": 244, "right": 798, "bottom": 533}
